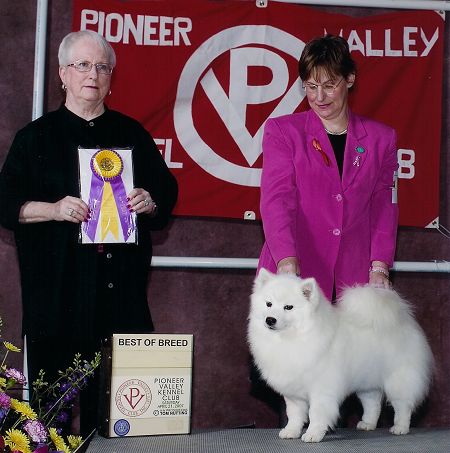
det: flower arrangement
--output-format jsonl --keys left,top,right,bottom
{"left": 0, "top": 316, "right": 101, "bottom": 453}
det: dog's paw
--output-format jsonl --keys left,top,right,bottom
{"left": 390, "top": 424, "right": 410, "bottom": 435}
{"left": 301, "top": 428, "right": 326, "bottom": 443}
{"left": 279, "top": 427, "right": 301, "bottom": 439}
{"left": 356, "top": 421, "right": 376, "bottom": 431}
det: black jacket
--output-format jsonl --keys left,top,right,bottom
{"left": 0, "top": 106, "right": 178, "bottom": 341}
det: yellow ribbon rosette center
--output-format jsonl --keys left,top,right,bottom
{"left": 93, "top": 149, "right": 123, "bottom": 180}
{"left": 92, "top": 150, "right": 124, "bottom": 240}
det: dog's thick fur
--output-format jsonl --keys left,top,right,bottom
{"left": 248, "top": 269, "right": 433, "bottom": 442}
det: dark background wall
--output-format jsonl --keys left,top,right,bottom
{"left": 0, "top": 1, "right": 449, "bottom": 430}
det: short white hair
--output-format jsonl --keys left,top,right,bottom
{"left": 58, "top": 30, "right": 116, "bottom": 67}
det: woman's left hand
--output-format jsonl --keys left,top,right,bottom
{"left": 369, "top": 261, "right": 391, "bottom": 289}
{"left": 127, "top": 188, "right": 157, "bottom": 215}
{"left": 369, "top": 271, "right": 390, "bottom": 289}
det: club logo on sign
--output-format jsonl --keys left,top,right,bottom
{"left": 115, "top": 379, "right": 152, "bottom": 417}
{"left": 174, "top": 25, "right": 306, "bottom": 187}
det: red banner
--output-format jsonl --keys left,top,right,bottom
{"left": 72, "top": 0, "right": 444, "bottom": 227}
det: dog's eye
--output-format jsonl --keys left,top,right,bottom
{"left": 266, "top": 301, "right": 272, "bottom": 307}
{"left": 284, "top": 305, "right": 293, "bottom": 311}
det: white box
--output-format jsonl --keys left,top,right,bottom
{"left": 100, "top": 333, "right": 193, "bottom": 437}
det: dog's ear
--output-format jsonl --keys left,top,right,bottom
{"left": 254, "top": 268, "right": 274, "bottom": 291}
{"left": 299, "top": 278, "right": 319, "bottom": 304}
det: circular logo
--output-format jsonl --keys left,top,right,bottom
{"left": 174, "top": 25, "right": 305, "bottom": 187}
{"left": 115, "top": 379, "right": 152, "bottom": 417}
{"left": 114, "top": 419, "right": 130, "bottom": 437}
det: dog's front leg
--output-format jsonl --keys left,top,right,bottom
{"left": 279, "top": 397, "right": 308, "bottom": 439}
{"left": 301, "top": 396, "right": 339, "bottom": 442}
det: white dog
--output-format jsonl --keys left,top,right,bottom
{"left": 248, "top": 269, "right": 433, "bottom": 443}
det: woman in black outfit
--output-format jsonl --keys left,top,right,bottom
{"left": 0, "top": 30, "right": 178, "bottom": 435}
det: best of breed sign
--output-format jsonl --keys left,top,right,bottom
{"left": 72, "top": 0, "right": 444, "bottom": 228}
{"left": 100, "top": 333, "right": 193, "bottom": 437}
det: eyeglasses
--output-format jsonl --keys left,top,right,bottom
{"left": 302, "top": 78, "right": 344, "bottom": 96}
{"left": 67, "top": 60, "right": 113, "bottom": 75}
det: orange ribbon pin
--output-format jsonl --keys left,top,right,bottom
{"left": 312, "top": 139, "right": 331, "bottom": 166}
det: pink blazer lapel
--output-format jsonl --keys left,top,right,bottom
{"left": 305, "top": 111, "right": 339, "bottom": 182}
{"left": 342, "top": 112, "right": 368, "bottom": 192}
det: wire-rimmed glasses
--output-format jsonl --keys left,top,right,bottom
{"left": 302, "top": 78, "right": 344, "bottom": 96}
{"left": 67, "top": 59, "right": 113, "bottom": 75}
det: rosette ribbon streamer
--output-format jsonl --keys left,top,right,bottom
{"left": 83, "top": 149, "right": 135, "bottom": 242}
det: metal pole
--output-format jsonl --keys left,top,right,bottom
{"left": 151, "top": 256, "right": 450, "bottom": 272}
{"left": 26, "top": 0, "right": 49, "bottom": 400}
{"left": 32, "top": 0, "right": 48, "bottom": 120}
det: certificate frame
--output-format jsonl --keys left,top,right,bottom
{"left": 78, "top": 147, "right": 137, "bottom": 244}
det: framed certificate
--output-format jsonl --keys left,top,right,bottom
{"left": 78, "top": 147, "right": 136, "bottom": 244}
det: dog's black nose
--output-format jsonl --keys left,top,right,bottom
{"left": 266, "top": 317, "right": 277, "bottom": 327}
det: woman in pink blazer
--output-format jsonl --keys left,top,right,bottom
{"left": 258, "top": 35, "right": 398, "bottom": 300}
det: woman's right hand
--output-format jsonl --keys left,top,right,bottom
{"left": 53, "top": 196, "right": 89, "bottom": 223}
{"left": 277, "top": 257, "right": 300, "bottom": 276}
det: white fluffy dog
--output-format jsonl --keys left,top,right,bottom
{"left": 248, "top": 269, "right": 433, "bottom": 443}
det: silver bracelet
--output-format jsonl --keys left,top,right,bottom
{"left": 369, "top": 266, "right": 389, "bottom": 278}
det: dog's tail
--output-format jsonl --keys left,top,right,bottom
{"left": 338, "top": 285, "right": 434, "bottom": 404}
{"left": 337, "top": 285, "right": 415, "bottom": 330}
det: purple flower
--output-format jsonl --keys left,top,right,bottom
{"left": 0, "top": 407, "right": 8, "bottom": 423}
{"left": 0, "top": 391, "right": 11, "bottom": 409}
{"left": 33, "top": 445, "right": 50, "bottom": 453}
{"left": 59, "top": 382, "right": 70, "bottom": 393}
{"left": 56, "top": 410, "right": 69, "bottom": 424}
{"left": 23, "top": 419, "right": 48, "bottom": 443}
{"left": 5, "top": 368, "right": 27, "bottom": 385}
{"left": 63, "top": 387, "right": 79, "bottom": 402}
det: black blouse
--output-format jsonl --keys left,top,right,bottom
{"left": 327, "top": 133, "right": 347, "bottom": 178}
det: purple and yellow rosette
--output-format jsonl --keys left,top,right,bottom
{"left": 83, "top": 149, "right": 135, "bottom": 242}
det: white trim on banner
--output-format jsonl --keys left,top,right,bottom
{"left": 267, "top": 0, "right": 450, "bottom": 11}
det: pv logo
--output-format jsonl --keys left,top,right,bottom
{"left": 174, "top": 25, "right": 306, "bottom": 187}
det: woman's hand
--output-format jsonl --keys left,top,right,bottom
{"left": 127, "top": 188, "right": 157, "bottom": 215}
{"left": 277, "top": 257, "right": 300, "bottom": 276}
{"left": 369, "top": 260, "right": 391, "bottom": 289}
{"left": 53, "top": 196, "right": 89, "bottom": 223}
{"left": 19, "top": 197, "right": 89, "bottom": 224}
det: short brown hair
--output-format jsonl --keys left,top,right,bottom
{"left": 299, "top": 34, "right": 356, "bottom": 82}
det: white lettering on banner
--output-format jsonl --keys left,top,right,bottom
{"left": 154, "top": 138, "right": 183, "bottom": 169}
{"left": 80, "top": 9, "right": 192, "bottom": 46}
{"left": 397, "top": 149, "right": 415, "bottom": 180}
{"left": 328, "top": 27, "right": 439, "bottom": 56}
{"left": 174, "top": 25, "right": 305, "bottom": 187}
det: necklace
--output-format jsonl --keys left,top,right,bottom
{"left": 325, "top": 127, "right": 347, "bottom": 135}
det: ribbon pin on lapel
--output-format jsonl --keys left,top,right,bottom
{"left": 353, "top": 146, "right": 365, "bottom": 167}
{"left": 312, "top": 138, "right": 331, "bottom": 166}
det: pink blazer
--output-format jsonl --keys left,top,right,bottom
{"left": 258, "top": 109, "right": 398, "bottom": 300}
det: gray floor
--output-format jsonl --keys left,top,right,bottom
{"left": 85, "top": 428, "right": 450, "bottom": 453}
